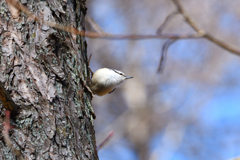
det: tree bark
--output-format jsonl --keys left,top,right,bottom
{"left": 0, "top": 0, "right": 98, "bottom": 159}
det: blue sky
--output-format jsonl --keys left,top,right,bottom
{"left": 87, "top": 1, "right": 240, "bottom": 159}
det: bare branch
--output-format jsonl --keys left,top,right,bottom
{"left": 157, "top": 11, "right": 179, "bottom": 34}
{"left": 157, "top": 39, "right": 177, "bottom": 73}
{"left": 86, "top": 16, "right": 105, "bottom": 33}
{"left": 7, "top": 0, "right": 201, "bottom": 40}
{"left": 97, "top": 131, "right": 115, "bottom": 151}
{"left": 7, "top": 0, "right": 240, "bottom": 56}
{"left": 171, "top": 0, "right": 201, "bottom": 32}
{"left": 171, "top": 0, "right": 240, "bottom": 56}
{"left": 204, "top": 33, "right": 240, "bottom": 55}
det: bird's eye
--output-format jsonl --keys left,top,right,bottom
{"left": 113, "top": 70, "right": 125, "bottom": 76}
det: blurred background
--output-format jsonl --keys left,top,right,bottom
{"left": 85, "top": 0, "right": 240, "bottom": 160}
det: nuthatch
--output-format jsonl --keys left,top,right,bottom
{"left": 91, "top": 68, "right": 133, "bottom": 96}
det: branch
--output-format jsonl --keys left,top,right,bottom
{"left": 157, "top": 39, "right": 177, "bottom": 73}
{"left": 171, "top": 0, "right": 240, "bottom": 56}
{"left": 97, "top": 131, "right": 114, "bottom": 151}
{"left": 7, "top": 0, "right": 201, "bottom": 40}
{"left": 85, "top": 16, "right": 105, "bottom": 34}
{"left": 157, "top": 11, "right": 179, "bottom": 34}
{"left": 7, "top": 0, "right": 240, "bottom": 55}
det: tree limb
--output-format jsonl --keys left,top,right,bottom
{"left": 171, "top": 0, "right": 240, "bottom": 56}
{"left": 7, "top": 0, "right": 240, "bottom": 56}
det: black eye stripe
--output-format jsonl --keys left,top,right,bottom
{"left": 111, "top": 69, "right": 125, "bottom": 76}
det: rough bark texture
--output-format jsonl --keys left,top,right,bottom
{"left": 0, "top": 0, "right": 98, "bottom": 159}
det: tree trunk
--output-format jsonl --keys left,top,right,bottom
{"left": 0, "top": 0, "right": 98, "bottom": 159}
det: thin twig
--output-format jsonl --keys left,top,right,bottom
{"left": 157, "top": 39, "right": 177, "bottom": 73}
{"left": 97, "top": 131, "right": 115, "bottom": 151}
{"left": 171, "top": 0, "right": 201, "bottom": 32}
{"left": 157, "top": 11, "right": 179, "bottom": 34}
{"left": 86, "top": 16, "right": 105, "bottom": 33}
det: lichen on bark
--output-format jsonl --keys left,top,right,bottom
{"left": 0, "top": 0, "right": 98, "bottom": 159}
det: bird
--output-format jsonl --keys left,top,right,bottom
{"left": 91, "top": 68, "right": 133, "bottom": 96}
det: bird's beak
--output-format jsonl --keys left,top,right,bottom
{"left": 125, "top": 76, "right": 133, "bottom": 79}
